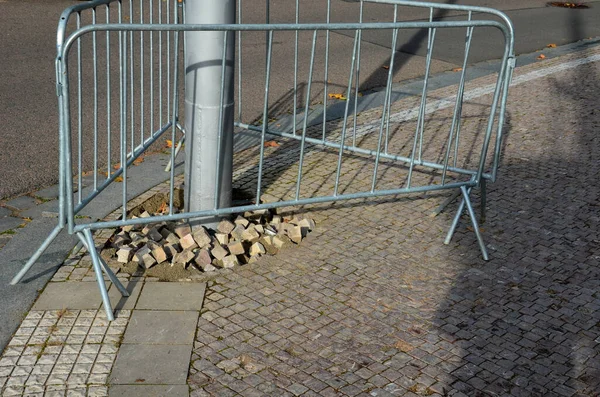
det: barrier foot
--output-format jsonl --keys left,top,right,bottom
{"left": 10, "top": 224, "right": 64, "bottom": 285}
{"left": 461, "top": 186, "right": 489, "bottom": 261}
{"left": 78, "top": 230, "right": 115, "bottom": 321}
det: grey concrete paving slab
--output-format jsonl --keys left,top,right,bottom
{"left": 109, "top": 344, "right": 192, "bottom": 385}
{"left": 31, "top": 281, "right": 107, "bottom": 311}
{"left": 135, "top": 282, "right": 206, "bottom": 311}
{"left": 0, "top": 217, "right": 24, "bottom": 234}
{"left": 0, "top": 207, "right": 12, "bottom": 218}
{"left": 4, "top": 196, "right": 37, "bottom": 211}
{"left": 123, "top": 311, "right": 199, "bottom": 345}
{"left": 107, "top": 279, "right": 143, "bottom": 311}
{"left": 109, "top": 384, "right": 189, "bottom": 397}
{"left": 19, "top": 200, "right": 59, "bottom": 220}
{"left": 32, "top": 185, "right": 60, "bottom": 200}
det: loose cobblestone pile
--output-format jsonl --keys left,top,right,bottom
{"left": 106, "top": 207, "right": 316, "bottom": 276}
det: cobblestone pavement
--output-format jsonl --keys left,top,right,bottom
{"left": 1, "top": 46, "right": 600, "bottom": 396}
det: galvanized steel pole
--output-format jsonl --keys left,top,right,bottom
{"left": 184, "top": 0, "right": 235, "bottom": 228}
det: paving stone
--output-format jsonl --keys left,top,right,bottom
{"left": 174, "top": 223, "right": 192, "bottom": 238}
{"left": 5, "top": 195, "right": 37, "bottom": 211}
{"left": 210, "top": 244, "right": 228, "bottom": 260}
{"left": 123, "top": 310, "right": 199, "bottom": 344}
{"left": 0, "top": 206, "right": 13, "bottom": 218}
{"left": 192, "top": 227, "right": 212, "bottom": 248}
{"left": 227, "top": 241, "right": 246, "bottom": 256}
{"left": 109, "top": 385, "right": 189, "bottom": 397}
{"left": 216, "top": 219, "right": 235, "bottom": 234}
{"left": 249, "top": 242, "right": 266, "bottom": 257}
{"left": 32, "top": 282, "right": 109, "bottom": 310}
{"left": 173, "top": 250, "right": 195, "bottom": 266}
{"left": 106, "top": 280, "right": 143, "bottom": 310}
{"left": 215, "top": 233, "right": 229, "bottom": 245}
{"left": 221, "top": 255, "right": 239, "bottom": 269}
{"left": 0, "top": 217, "right": 24, "bottom": 234}
{"left": 136, "top": 282, "right": 206, "bottom": 310}
{"left": 110, "top": 344, "right": 192, "bottom": 385}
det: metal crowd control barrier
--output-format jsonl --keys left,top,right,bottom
{"left": 12, "top": 0, "right": 515, "bottom": 321}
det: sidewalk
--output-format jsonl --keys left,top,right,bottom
{"left": 1, "top": 43, "right": 600, "bottom": 396}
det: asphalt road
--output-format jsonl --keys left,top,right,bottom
{"left": 1, "top": 0, "right": 600, "bottom": 200}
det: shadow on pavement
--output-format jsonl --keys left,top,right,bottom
{"left": 432, "top": 8, "right": 600, "bottom": 395}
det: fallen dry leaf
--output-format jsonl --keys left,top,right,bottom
{"left": 547, "top": 43, "right": 557, "bottom": 48}
{"left": 537, "top": 54, "right": 546, "bottom": 60}
{"left": 328, "top": 93, "right": 347, "bottom": 100}
{"left": 113, "top": 163, "right": 121, "bottom": 170}
{"left": 394, "top": 339, "right": 415, "bottom": 352}
{"left": 452, "top": 67, "right": 463, "bottom": 72}
{"left": 166, "top": 140, "right": 173, "bottom": 148}
{"left": 133, "top": 157, "right": 144, "bottom": 166}
{"left": 382, "top": 65, "right": 390, "bottom": 70}
{"left": 114, "top": 176, "right": 123, "bottom": 183}
{"left": 264, "top": 140, "right": 280, "bottom": 148}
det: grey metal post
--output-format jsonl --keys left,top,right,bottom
{"left": 184, "top": 0, "right": 235, "bottom": 228}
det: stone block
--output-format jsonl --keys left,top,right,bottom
{"left": 254, "top": 224, "right": 264, "bottom": 234}
{"left": 273, "top": 235, "right": 290, "bottom": 249}
{"left": 270, "top": 215, "right": 282, "bottom": 225}
{"left": 134, "top": 246, "right": 152, "bottom": 263}
{"left": 173, "top": 250, "right": 195, "bottom": 265}
{"left": 221, "top": 255, "right": 239, "bottom": 268}
{"left": 174, "top": 223, "right": 192, "bottom": 238}
{"left": 179, "top": 234, "right": 198, "bottom": 250}
{"left": 147, "top": 227, "right": 163, "bottom": 242}
{"left": 192, "top": 227, "right": 212, "bottom": 248}
{"left": 230, "top": 224, "right": 246, "bottom": 241}
{"left": 228, "top": 241, "right": 246, "bottom": 256}
{"left": 241, "top": 227, "right": 260, "bottom": 243}
{"left": 141, "top": 253, "right": 157, "bottom": 269}
{"left": 234, "top": 215, "right": 249, "bottom": 227}
{"left": 194, "top": 249, "right": 212, "bottom": 266}
{"left": 151, "top": 245, "right": 168, "bottom": 264}
{"left": 249, "top": 242, "right": 266, "bottom": 257}
{"left": 210, "top": 244, "right": 228, "bottom": 260}
{"left": 216, "top": 219, "right": 235, "bottom": 234}
{"left": 159, "top": 227, "right": 171, "bottom": 239}
{"left": 116, "top": 247, "right": 134, "bottom": 264}
{"left": 165, "top": 232, "right": 180, "bottom": 245}
{"left": 163, "top": 244, "right": 179, "bottom": 259}
{"left": 215, "top": 233, "right": 229, "bottom": 245}
{"left": 298, "top": 217, "right": 316, "bottom": 230}
{"left": 198, "top": 262, "right": 217, "bottom": 272}
{"left": 139, "top": 211, "right": 151, "bottom": 218}
{"left": 287, "top": 225, "right": 303, "bottom": 244}
{"left": 113, "top": 235, "right": 131, "bottom": 249}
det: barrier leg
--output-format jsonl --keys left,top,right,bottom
{"left": 430, "top": 189, "right": 461, "bottom": 218}
{"left": 78, "top": 229, "right": 115, "bottom": 321}
{"left": 444, "top": 190, "right": 466, "bottom": 245}
{"left": 10, "top": 224, "right": 64, "bottom": 285}
{"left": 461, "top": 186, "right": 489, "bottom": 261}
{"left": 480, "top": 178, "right": 487, "bottom": 223}
{"left": 98, "top": 256, "right": 129, "bottom": 297}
